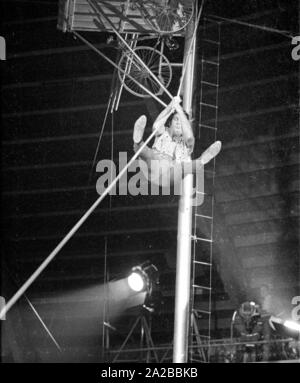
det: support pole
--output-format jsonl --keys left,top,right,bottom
{"left": 173, "top": 15, "right": 197, "bottom": 363}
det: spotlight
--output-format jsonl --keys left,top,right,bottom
{"left": 284, "top": 320, "right": 300, "bottom": 333}
{"left": 269, "top": 316, "right": 300, "bottom": 338}
{"left": 127, "top": 262, "right": 159, "bottom": 295}
{"left": 128, "top": 270, "right": 145, "bottom": 292}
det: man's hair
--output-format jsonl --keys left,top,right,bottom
{"left": 165, "top": 110, "right": 190, "bottom": 128}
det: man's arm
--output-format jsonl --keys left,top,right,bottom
{"left": 152, "top": 100, "right": 175, "bottom": 136}
{"left": 173, "top": 97, "right": 195, "bottom": 153}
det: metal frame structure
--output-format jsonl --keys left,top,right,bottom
{"left": 57, "top": 0, "right": 194, "bottom": 35}
{"left": 112, "top": 311, "right": 159, "bottom": 363}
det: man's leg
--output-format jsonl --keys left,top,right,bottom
{"left": 134, "top": 141, "right": 155, "bottom": 163}
{"left": 133, "top": 115, "right": 156, "bottom": 165}
{"left": 180, "top": 140, "right": 222, "bottom": 175}
{"left": 133, "top": 115, "right": 146, "bottom": 144}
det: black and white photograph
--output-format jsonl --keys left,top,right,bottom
{"left": 1, "top": 0, "right": 299, "bottom": 365}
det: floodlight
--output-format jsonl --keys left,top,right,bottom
{"left": 128, "top": 270, "right": 146, "bottom": 292}
{"left": 284, "top": 320, "right": 300, "bottom": 333}
{"left": 127, "top": 262, "right": 159, "bottom": 295}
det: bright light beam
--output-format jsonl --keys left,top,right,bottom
{"left": 284, "top": 320, "right": 300, "bottom": 332}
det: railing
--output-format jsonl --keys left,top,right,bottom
{"left": 104, "top": 337, "right": 300, "bottom": 363}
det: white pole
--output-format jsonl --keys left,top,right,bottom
{"left": 173, "top": 15, "right": 196, "bottom": 363}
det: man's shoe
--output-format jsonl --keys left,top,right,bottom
{"left": 133, "top": 115, "right": 147, "bottom": 144}
{"left": 200, "top": 141, "right": 222, "bottom": 165}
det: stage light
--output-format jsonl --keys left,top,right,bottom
{"left": 284, "top": 320, "right": 300, "bottom": 332}
{"left": 269, "top": 316, "right": 300, "bottom": 339}
{"left": 128, "top": 270, "right": 145, "bottom": 292}
{"left": 127, "top": 262, "right": 159, "bottom": 296}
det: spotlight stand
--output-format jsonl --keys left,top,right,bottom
{"left": 112, "top": 308, "right": 159, "bottom": 363}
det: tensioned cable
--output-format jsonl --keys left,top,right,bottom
{"left": 207, "top": 13, "right": 293, "bottom": 39}
{"left": 0, "top": 2, "right": 204, "bottom": 319}
{"left": 84, "top": 46, "right": 124, "bottom": 207}
{"left": 74, "top": 2, "right": 203, "bottom": 112}
{"left": 89, "top": 0, "right": 204, "bottom": 103}
{"left": 25, "top": 295, "right": 62, "bottom": 352}
{"left": 73, "top": 31, "right": 167, "bottom": 108}
{"left": 91, "top": 94, "right": 113, "bottom": 174}
{"left": 83, "top": 91, "right": 113, "bottom": 202}
{"left": 101, "top": 236, "right": 109, "bottom": 360}
{"left": 101, "top": 107, "right": 114, "bottom": 360}
{"left": 3, "top": 261, "right": 62, "bottom": 352}
{"left": 88, "top": 0, "right": 174, "bottom": 101}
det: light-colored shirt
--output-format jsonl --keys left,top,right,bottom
{"left": 152, "top": 130, "right": 190, "bottom": 162}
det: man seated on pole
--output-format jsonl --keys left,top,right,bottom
{"left": 133, "top": 96, "right": 221, "bottom": 187}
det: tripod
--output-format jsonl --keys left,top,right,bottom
{"left": 112, "top": 309, "right": 159, "bottom": 363}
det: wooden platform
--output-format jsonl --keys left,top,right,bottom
{"left": 57, "top": 0, "right": 192, "bottom": 35}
